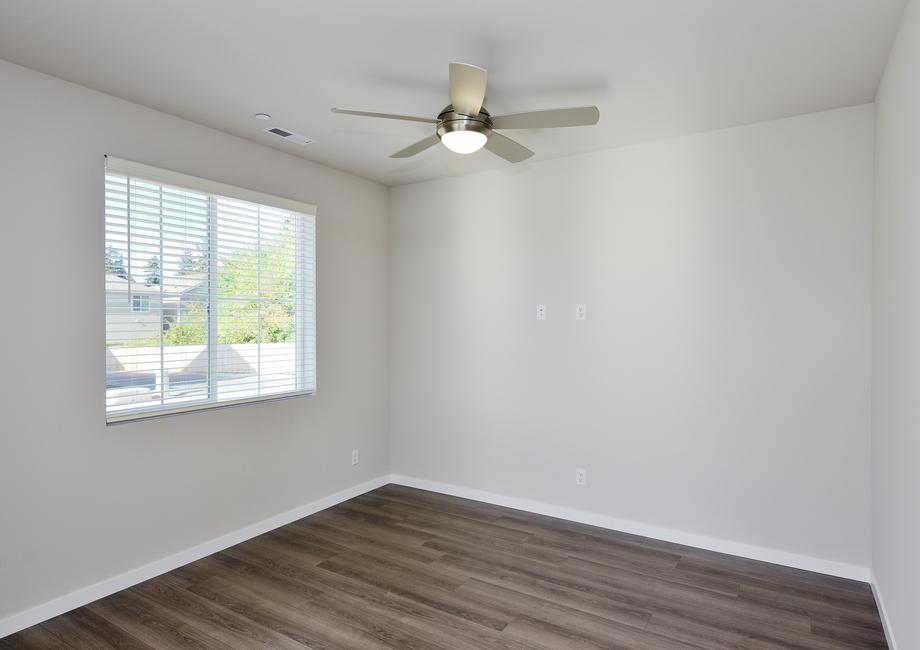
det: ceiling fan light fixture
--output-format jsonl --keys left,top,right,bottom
{"left": 437, "top": 107, "right": 492, "bottom": 154}
{"left": 441, "top": 129, "right": 488, "bottom": 154}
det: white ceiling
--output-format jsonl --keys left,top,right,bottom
{"left": 0, "top": 0, "right": 907, "bottom": 187}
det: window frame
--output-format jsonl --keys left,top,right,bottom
{"left": 104, "top": 156, "right": 316, "bottom": 424}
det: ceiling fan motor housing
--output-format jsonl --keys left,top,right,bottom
{"left": 437, "top": 105, "right": 493, "bottom": 141}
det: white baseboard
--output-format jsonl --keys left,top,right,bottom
{"left": 0, "top": 475, "right": 391, "bottom": 639}
{"left": 870, "top": 569, "right": 897, "bottom": 650}
{"left": 390, "top": 475, "right": 871, "bottom": 583}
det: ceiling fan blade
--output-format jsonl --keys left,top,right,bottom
{"left": 449, "top": 62, "right": 488, "bottom": 117}
{"left": 331, "top": 108, "right": 438, "bottom": 124}
{"left": 390, "top": 134, "right": 441, "bottom": 158}
{"left": 484, "top": 132, "right": 534, "bottom": 164}
{"left": 490, "top": 105, "right": 600, "bottom": 130}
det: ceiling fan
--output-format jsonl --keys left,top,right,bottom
{"left": 331, "top": 63, "right": 600, "bottom": 164}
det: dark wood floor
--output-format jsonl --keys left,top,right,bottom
{"left": 1, "top": 484, "right": 888, "bottom": 650}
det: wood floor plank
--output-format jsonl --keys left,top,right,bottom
{"left": 527, "top": 530, "right": 682, "bottom": 570}
{"left": 193, "top": 571, "right": 464, "bottom": 650}
{"left": 456, "top": 576, "right": 650, "bottom": 637}
{"left": 401, "top": 516, "right": 570, "bottom": 565}
{"left": 295, "top": 518, "right": 440, "bottom": 564}
{"left": 345, "top": 493, "right": 392, "bottom": 509}
{"left": 83, "top": 591, "right": 242, "bottom": 650}
{"left": 382, "top": 599, "right": 537, "bottom": 650}
{"left": 488, "top": 510, "right": 646, "bottom": 547}
{"left": 371, "top": 485, "right": 503, "bottom": 524}
{"left": 215, "top": 535, "right": 329, "bottom": 585}
{"left": 0, "top": 625, "right": 74, "bottom": 650}
{"left": 433, "top": 555, "right": 653, "bottom": 629}
{"left": 3, "top": 485, "right": 889, "bottom": 650}
{"left": 314, "top": 551, "right": 471, "bottom": 600}
{"left": 126, "top": 573, "right": 308, "bottom": 650}
{"left": 810, "top": 617, "right": 889, "bottom": 650}
{"left": 738, "top": 582, "right": 886, "bottom": 630}
{"left": 314, "top": 539, "right": 465, "bottom": 592}
{"left": 381, "top": 502, "right": 537, "bottom": 545}
{"left": 187, "top": 575, "right": 395, "bottom": 650}
{"left": 608, "top": 575, "right": 815, "bottom": 636}
{"left": 421, "top": 530, "right": 571, "bottom": 570}
{"left": 646, "top": 537, "right": 873, "bottom": 595}
{"left": 561, "top": 555, "right": 741, "bottom": 599}
{"left": 226, "top": 526, "right": 450, "bottom": 604}
{"left": 373, "top": 498, "right": 538, "bottom": 544}
{"left": 192, "top": 552, "right": 323, "bottom": 610}
{"left": 676, "top": 555, "right": 880, "bottom": 612}
{"left": 645, "top": 612, "right": 876, "bottom": 650}
{"left": 230, "top": 534, "right": 512, "bottom": 634}
{"left": 616, "top": 586, "right": 874, "bottom": 650}
{"left": 522, "top": 523, "right": 658, "bottom": 554}
{"left": 40, "top": 607, "right": 153, "bottom": 650}
{"left": 502, "top": 617, "right": 708, "bottom": 650}
{"left": 288, "top": 515, "right": 444, "bottom": 566}
{"left": 303, "top": 576, "right": 519, "bottom": 650}
{"left": 259, "top": 525, "right": 342, "bottom": 563}
{"left": 434, "top": 548, "right": 626, "bottom": 603}
{"left": 331, "top": 569, "right": 512, "bottom": 633}
{"left": 300, "top": 506, "right": 436, "bottom": 547}
{"left": 331, "top": 499, "right": 415, "bottom": 523}
{"left": 236, "top": 531, "right": 335, "bottom": 568}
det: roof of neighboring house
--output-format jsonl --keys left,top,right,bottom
{"left": 105, "top": 274, "right": 204, "bottom": 295}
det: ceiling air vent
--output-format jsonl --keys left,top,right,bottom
{"left": 262, "top": 126, "right": 315, "bottom": 146}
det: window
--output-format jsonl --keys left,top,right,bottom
{"left": 132, "top": 295, "right": 150, "bottom": 312}
{"left": 104, "top": 157, "right": 316, "bottom": 424}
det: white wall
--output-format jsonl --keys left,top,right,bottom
{"left": 873, "top": 1, "right": 920, "bottom": 648}
{"left": 0, "top": 60, "right": 391, "bottom": 623}
{"left": 391, "top": 105, "right": 873, "bottom": 570}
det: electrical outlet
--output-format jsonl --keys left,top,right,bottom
{"left": 576, "top": 468, "right": 586, "bottom": 485}
{"left": 352, "top": 449, "right": 359, "bottom": 465}
{"left": 537, "top": 305, "right": 546, "bottom": 320}
{"left": 575, "top": 304, "right": 586, "bottom": 320}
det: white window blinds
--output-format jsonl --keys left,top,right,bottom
{"left": 104, "top": 156, "right": 316, "bottom": 424}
